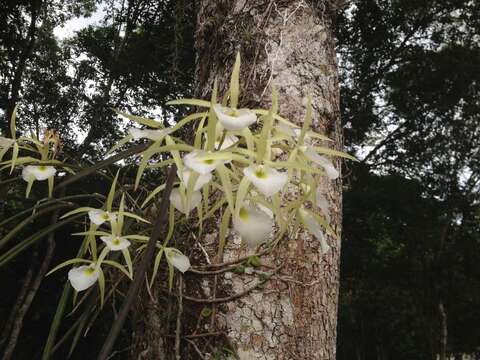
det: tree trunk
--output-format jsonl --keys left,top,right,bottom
{"left": 194, "top": 1, "right": 343, "bottom": 359}
{"left": 131, "top": 1, "right": 343, "bottom": 359}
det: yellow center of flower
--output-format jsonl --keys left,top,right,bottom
{"left": 102, "top": 213, "right": 110, "bottom": 220}
{"left": 203, "top": 159, "right": 215, "bottom": 164}
{"left": 84, "top": 268, "right": 95, "bottom": 275}
{"left": 254, "top": 168, "right": 268, "bottom": 179}
{"left": 112, "top": 238, "right": 121, "bottom": 245}
{"left": 226, "top": 108, "right": 239, "bottom": 117}
{"left": 38, "top": 165, "right": 46, "bottom": 171}
{"left": 239, "top": 207, "right": 249, "bottom": 221}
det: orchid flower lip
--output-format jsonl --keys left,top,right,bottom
{"left": 183, "top": 150, "right": 223, "bottom": 175}
{"left": 68, "top": 265, "right": 99, "bottom": 292}
{"left": 100, "top": 235, "right": 131, "bottom": 251}
{"left": 233, "top": 204, "right": 273, "bottom": 247}
{"left": 213, "top": 104, "right": 257, "bottom": 130}
{"left": 88, "top": 209, "right": 117, "bottom": 226}
{"left": 243, "top": 164, "right": 288, "bottom": 197}
{"left": 165, "top": 248, "right": 191, "bottom": 273}
{"left": 22, "top": 165, "right": 56, "bottom": 182}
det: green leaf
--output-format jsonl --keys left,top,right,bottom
{"left": 106, "top": 134, "right": 133, "bottom": 155}
{"left": 229, "top": 52, "right": 241, "bottom": 109}
{"left": 98, "top": 268, "right": 105, "bottom": 308}
{"left": 207, "top": 80, "right": 219, "bottom": 151}
{"left": 150, "top": 247, "right": 165, "bottom": 287}
{"left": 166, "top": 98, "right": 211, "bottom": 108}
{"left": 10, "top": 141, "right": 18, "bottom": 173}
{"left": 46, "top": 258, "right": 91, "bottom": 276}
{"left": 170, "top": 112, "right": 208, "bottom": 134}
{"left": 107, "top": 170, "right": 120, "bottom": 212}
{"left": 235, "top": 176, "right": 250, "bottom": 216}
{"left": 103, "top": 259, "right": 132, "bottom": 279}
{"left": 112, "top": 108, "right": 162, "bottom": 128}
{"left": 298, "top": 94, "right": 312, "bottom": 145}
{"left": 42, "top": 285, "right": 71, "bottom": 360}
{"left": 59, "top": 207, "right": 95, "bottom": 219}
{"left": 247, "top": 255, "right": 262, "bottom": 267}
{"left": 216, "top": 165, "right": 235, "bottom": 214}
{"left": 219, "top": 207, "right": 231, "bottom": 258}
{"left": 201, "top": 307, "right": 213, "bottom": 317}
{"left": 141, "top": 183, "right": 166, "bottom": 208}
{"left": 311, "top": 146, "right": 359, "bottom": 161}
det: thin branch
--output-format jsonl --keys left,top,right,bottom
{"left": 56, "top": 143, "right": 149, "bottom": 191}
{"left": 97, "top": 165, "right": 177, "bottom": 360}
{"left": 175, "top": 276, "right": 183, "bottom": 360}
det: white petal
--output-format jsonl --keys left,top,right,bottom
{"left": 178, "top": 169, "right": 212, "bottom": 191}
{"left": 169, "top": 188, "right": 202, "bottom": 214}
{"left": 213, "top": 104, "right": 257, "bottom": 130}
{"left": 165, "top": 248, "right": 191, "bottom": 273}
{"left": 130, "top": 128, "right": 172, "bottom": 141}
{"left": 0, "top": 137, "right": 14, "bottom": 148}
{"left": 216, "top": 134, "right": 238, "bottom": 150}
{"left": 233, "top": 204, "right": 273, "bottom": 247}
{"left": 183, "top": 150, "right": 223, "bottom": 175}
{"left": 299, "top": 208, "right": 330, "bottom": 254}
{"left": 243, "top": 165, "right": 288, "bottom": 197}
{"left": 303, "top": 149, "right": 339, "bottom": 180}
{"left": 100, "top": 235, "right": 131, "bottom": 251}
{"left": 22, "top": 165, "right": 56, "bottom": 181}
{"left": 21, "top": 166, "right": 36, "bottom": 182}
{"left": 68, "top": 265, "right": 99, "bottom": 292}
{"left": 88, "top": 210, "right": 117, "bottom": 226}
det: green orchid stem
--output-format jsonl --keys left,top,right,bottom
{"left": 97, "top": 164, "right": 177, "bottom": 360}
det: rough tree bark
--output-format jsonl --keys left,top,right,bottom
{"left": 194, "top": 1, "right": 343, "bottom": 359}
{"left": 131, "top": 1, "right": 343, "bottom": 359}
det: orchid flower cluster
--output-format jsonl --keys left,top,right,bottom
{"left": 0, "top": 107, "right": 69, "bottom": 198}
{"left": 0, "top": 53, "right": 355, "bottom": 300}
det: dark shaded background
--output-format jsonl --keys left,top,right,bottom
{"left": 0, "top": 0, "right": 479, "bottom": 359}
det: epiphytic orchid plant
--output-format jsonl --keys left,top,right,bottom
{"left": 0, "top": 53, "right": 356, "bottom": 354}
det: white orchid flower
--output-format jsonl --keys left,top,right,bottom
{"left": 21, "top": 165, "right": 56, "bottom": 182}
{"left": 165, "top": 248, "right": 191, "bottom": 273}
{"left": 100, "top": 235, "right": 131, "bottom": 251}
{"left": 68, "top": 265, "right": 99, "bottom": 292}
{"left": 233, "top": 204, "right": 273, "bottom": 247}
{"left": 129, "top": 128, "right": 173, "bottom": 141}
{"left": 299, "top": 208, "right": 330, "bottom": 254}
{"left": 183, "top": 150, "right": 223, "bottom": 175}
{"left": 213, "top": 104, "right": 257, "bottom": 130}
{"left": 169, "top": 188, "right": 202, "bottom": 214}
{"left": 301, "top": 148, "right": 339, "bottom": 180}
{"left": 88, "top": 209, "right": 117, "bottom": 226}
{"left": 178, "top": 168, "right": 212, "bottom": 191}
{"left": 243, "top": 164, "right": 288, "bottom": 197}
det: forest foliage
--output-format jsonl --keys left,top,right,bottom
{"left": 0, "top": 0, "right": 478, "bottom": 359}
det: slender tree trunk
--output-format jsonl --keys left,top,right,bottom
{"left": 3, "top": 0, "right": 41, "bottom": 135}
{"left": 131, "top": 1, "right": 343, "bottom": 359}
{"left": 438, "top": 301, "right": 448, "bottom": 360}
{"left": 193, "top": 1, "right": 343, "bottom": 359}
